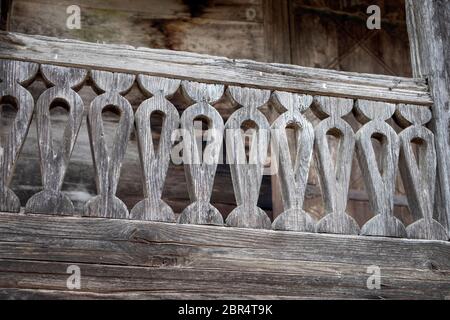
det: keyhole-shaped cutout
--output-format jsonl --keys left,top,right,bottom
{"left": 0, "top": 95, "right": 18, "bottom": 147}
{"left": 285, "top": 123, "right": 299, "bottom": 168}
{"left": 326, "top": 128, "right": 343, "bottom": 180}
{"left": 410, "top": 137, "right": 426, "bottom": 170}
{"left": 101, "top": 105, "right": 122, "bottom": 156}
{"left": 150, "top": 110, "right": 165, "bottom": 154}
{"left": 49, "top": 99, "right": 70, "bottom": 152}
{"left": 371, "top": 132, "right": 387, "bottom": 176}
{"left": 240, "top": 120, "right": 258, "bottom": 164}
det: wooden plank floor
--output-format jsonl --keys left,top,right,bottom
{"left": 0, "top": 212, "right": 448, "bottom": 299}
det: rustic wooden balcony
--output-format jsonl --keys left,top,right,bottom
{"left": 0, "top": 29, "right": 449, "bottom": 299}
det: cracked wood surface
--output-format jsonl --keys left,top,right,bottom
{"left": 0, "top": 212, "right": 448, "bottom": 299}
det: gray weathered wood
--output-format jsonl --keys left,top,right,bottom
{"left": 25, "top": 64, "right": 87, "bottom": 215}
{"left": 84, "top": 70, "right": 135, "bottom": 219}
{"left": 355, "top": 100, "right": 407, "bottom": 237}
{"left": 0, "top": 59, "right": 38, "bottom": 212}
{"left": 397, "top": 104, "right": 448, "bottom": 240}
{"left": 0, "top": 32, "right": 432, "bottom": 105}
{"left": 271, "top": 91, "right": 316, "bottom": 232}
{"left": 313, "top": 96, "right": 360, "bottom": 235}
{"left": 0, "top": 212, "right": 448, "bottom": 299}
{"left": 130, "top": 75, "right": 180, "bottom": 222}
{"left": 178, "top": 81, "right": 224, "bottom": 226}
{"left": 225, "top": 86, "right": 271, "bottom": 229}
{"left": 406, "top": 0, "right": 450, "bottom": 231}
{"left": 0, "top": 0, "right": 12, "bottom": 31}
{"left": 179, "top": 81, "right": 224, "bottom": 225}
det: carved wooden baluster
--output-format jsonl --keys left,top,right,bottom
{"left": 395, "top": 104, "right": 448, "bottom": 240}
{"left": 130, "top": 75, "right": 180, "bottom": 222}
{"left": 313, "top": 96, "right": 360, "bottom": 235}
{"left": 355, "top": 100, "right": 406, "bottom": 237}
{"left": 178, "top": 81, "right": 224, "bottom": 225}
{"left": 271, "top": 92, "right": 316, "bottom": 232}
{"left": 0, "top": 59, "right": 38, "bottom": 213}
{"left": 225, "top": 86, "right": 271, "bottom": 229}
{"left": 25, "top": 65, "right": 87, "bottom": 215}
{"left": 84, "top": 70, "right": 135, "bottom": 219}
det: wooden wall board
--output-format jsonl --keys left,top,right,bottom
{"left": 0, "top": 212, "right": 448, "bottom": 299}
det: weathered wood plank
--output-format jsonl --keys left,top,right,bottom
{"left": 11, "top": 0, "right": 266, "bottom": 61}
{"left": 0, "top": 212, "right": 448, "bottom": 299}
{"left": 178, "top": 81, "right": 224, "bottom": 225}
{"left": 84, "top": 71, "right": 135, "bottom": 219}
{"left": 130, "top": 75, "right": 180, "bottom": 222}
{"left": 225, "top": 86, "right": 271, "bottom": 229}
{"left": 0, "top": 32, "right": 432, "bottom": 105}
{"left": 355, "top": 100, "right": 406, "bottom": 237}
{"left": 0, "top": 59, "right": 38, "bottom": 213}
{"left": 271, "top": 92, "right": 316, "bottom": 232}
{"left": 0, "top": 212, "right": 449, "bottom": 269}
{"left": 313, "top": 96, "right": 360, "bottom": 235}
{"left": 0, "top": 0, "right": 12, "bottom": 31}
{"left": 25, "top": 64, "right": 87, "bottom": 215}
{"left": 0, "top": 258, "right": 448, "bottom": 300}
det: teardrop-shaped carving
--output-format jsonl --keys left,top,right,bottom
{"left": 178, "top": 81, "right": 224, "bottom": 225}
{"left": 397, "top": 105, "right": 448, "bottom": 240}
{"left": 84, "top": 71, "right": 135, "bottom": 219}
{"left": 26, "top": 65, "right": 87, "bottom": 215}
{"left": 130, "top": 75, "right": 180, "bottom": 222}
{"left": 0, "top": 59, "right": 39, "bottom": 213}
{"left": 355, "top": 100, "right": 406, "bottom": 237}
{"left": 313, "top": 96, "right": 360, "bottom": 235}
{"left": 271, "top": 92, "right": 316, "bottom": 232}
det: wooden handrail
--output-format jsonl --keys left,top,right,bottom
{"left": 0, "top": 31, "right": 431, "bottom": 105}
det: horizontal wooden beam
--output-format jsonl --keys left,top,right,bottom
{"left": 0, "top": 212, "right": 448, "bottom": 299}
{"left": 0, "top": 31, "right": 432, "bottom": 105}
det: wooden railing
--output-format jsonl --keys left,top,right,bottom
{"left": 0, "top": 32, "right": 448, "bottom": 241}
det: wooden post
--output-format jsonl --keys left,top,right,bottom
{"left": 405, "top": 0, "right": 450, "bottom": 230}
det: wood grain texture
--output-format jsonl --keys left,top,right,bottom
{"left": 271, "top": 91, "right": 316, "bottom": 232}
{"left": 0, "top": 59, "right": 38, "bottom": 212}
{"left": 10, "top": 0, "right": 266, "bottom": 62}
{"left": 397, "top": 105, "right": 448, "bottom": 240}
{"left": 130, "top": 75, "right": 180, "bottom": 222}
{"left": 0, "top": 32, "right": 432, "bottom": 105}
{"left": 406, "top": 0, "right": 450, "bottom": 231}
{"left": 313, "top": 96, "right": 360, "bottom": 235}
{"left": 25, "top": 64, "right": 87, "bottom": 215}
{"left": 0, "top": 212, "right": 448, "bottom": 299}
{"left": 355, "top": 100, "right": 406, "bottom": 238}
{"left": 84, "top": 70, "right": 135, "bottom": 219}
{"left": 178, "top": 81, "right": 224, "bottom": 226}
{"left": 225, "top": 86, "right": 271, "bottom": 229}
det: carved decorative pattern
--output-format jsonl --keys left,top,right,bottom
{"left": 313, "top": 96, "right": 360, "bottom": 235}
{"left": 0, "top": 59, "right": 38, "bottom": 213}
{"left": 355, "top": 100, "right": 406, "bottom": 237}
{"left": 225, "top": 86, "right": 271, "bottom": 229}
{"left": 271, "top": 91, "right": 316, "bottom": 232}
{"left": 395, "top": 104, "right": 448, "bottom": 240}
{"left": 178, "top": 81, "right": 224, "bottom": 225}
{"left": 130, "top": 75, "right": 181, "bottom": 222}
{"left": 25, "top": 65, "right": 87, "bottom": 215}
